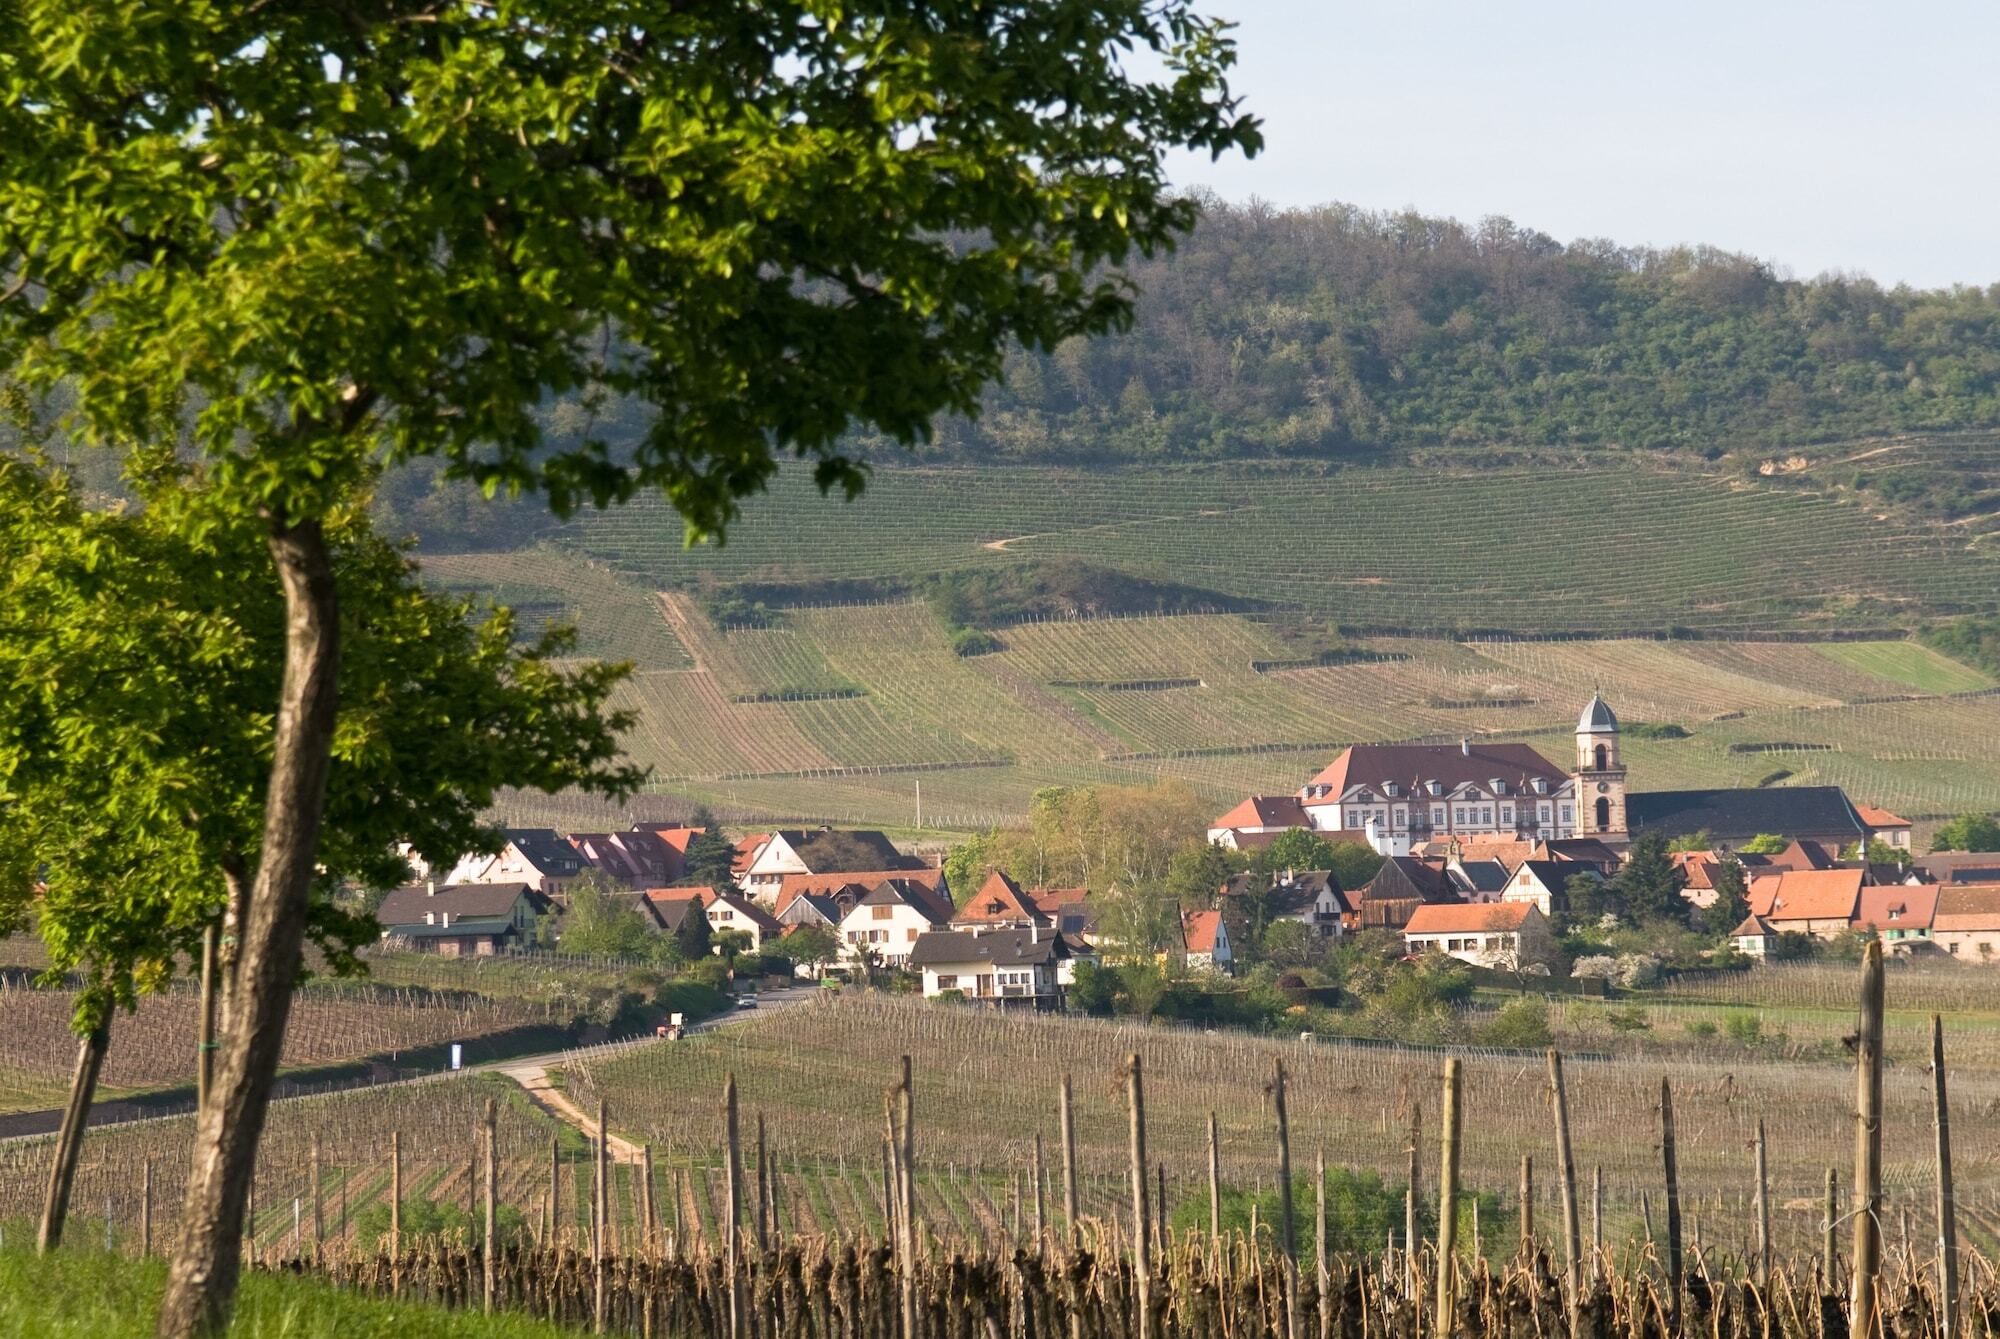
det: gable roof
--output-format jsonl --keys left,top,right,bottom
{"left": 1306, "top": 742, "right": 1569, "bottom": 798}
{"left": 1853, "top": 884, "right": 1938, "bottom": 933}
{"left": 569, "top": 830, "right": 677, "bottom": 884}
{"left": 1730, "top": 913, "right": 1775, "bottom": 939}
{"left": 1361, "top": 856, "right": 1456, "bottom": 905}
{"left": 631, "top": 824, "right": 705, "bottom": 854}
{"left": 1183, "top": 909, "right": 1224, "bottom": 955}
{"left": 1764, "top": 839, "right": 1838, "bottom": 872}
{"left": 1855, "top": 805, "right": 1910, "bottom": 830}
{"left": 768, "top": 828, "right": 922, "bottom": 874}
{"left": 1532, "top": 838, "right": 1623, "bottom": 868}
{"left": 1933, "top": 884, "right": 2000, "bottom": 931}
{"left": 1747, "top": 868, "right": 1864, "bottom": 923}
{"left": 849, "top": 877, "right": 954, "bottom": 926}
{"left": 1671, "top": 852, "right": 1723, "bottom": 890}
{"left": 732, "top": 834, "right": 772, "bottom": 876}
{"left": 1624, "top": 787, "right": 1866, "bottom": 842}
{"left": 706, "top": 890, "right": 781, "bottom": 934}
{"left": 378, "top": 881, "right": 542, "bottom": 927}
{"left": 1211, "top": 794, "right": 1309, "bottom": 830}
{"left": 1513, "top": 860, "right": 1581, "bottom": 890}
{"left": 504, "top": 828, "right": 587, "bottom": 877}
{"left": 1404, "top": 902, "right": 1538, "bottom": 935}
{"left": 1451, "top": 859, "right": 1511, "bottom": 895}
{"left": 1436, "top": 838, "right": 1537, "bottom": 868}
{"left": 906, "top": 926, "right": 1067, "bottom": 970}
{"left": 955, "top": 870, "right": 1048, "bottom": 926}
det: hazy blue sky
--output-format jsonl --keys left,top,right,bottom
{"left": 1163, "top": 0, "right": 1999, "bottom": 289}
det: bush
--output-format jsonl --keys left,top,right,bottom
{"left": 1570, "top": 954, "right": 1617, "bottom": 980}
{"left": 1722, "top": 1011, "right": 1763, "bottom": 1044}
{"left": 1605, "top": 1006, "right": 1652, "bottom": 1033}
{"left": 948, "top": 625, "right": 1002, "bottom": 657}
{"left": 654, "top": 979, "right": 731, "bottom": 1023}
{"left": 1480, "top": 997, "right": 1552, "bottom": 1049}
{"left": 1684, "top": 1019, "right": 1718, "bottom": 1040}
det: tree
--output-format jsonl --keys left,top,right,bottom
{"left": 1666, "top": 830, "right": 1715, "bottom": 853}
{"left": 672, "top": 902, "right": 714, "bottom": 964}
{"left": 1932, "top": 814, "right": 2000, "bottom": 853}
{"left": 678, "top": 827, "right": 743, "bottom": 893}
{"left": 1, "top": 10, "right": 1254, "bottom": 1329}
{"left": 1164, "top": 842, "right": 1243, "bottom": 907}
{"left": 556, "top": 874, "right": 655, "bottom": 958}
{"left": 1564, "top": 872, "right": 1611, "bottom": 926}
{"left": 1327, "top": 842, "right": 1388, "bottom": 892}
{"left": 1739, "top": 833, "right": 1789, "bottom": 855}
{"left": 785, "top": 924, "right": 841, "bottom": 980}
{"left": 1701, "top": 858, "right": 1752, "bottom": 938}
{"left": 0, "top": 459, "right": 637, "bottom": 1249}
{"left": 1260, "top": 919, "right": 1317, "bottom": 969}
{"left": 1092, "top": 885, "right": 1182, "bottom": 963}
{"left": 1607, "top": 831, "right": 1685, "bottom": 926}
{"left": 1259, "top": 829, "right": 1337, "bottom": 873}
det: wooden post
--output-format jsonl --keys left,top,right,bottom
{"left": 309, "top": 1136, "right": 323, "bottom": 1259}
{"left": 1273, "top": 1058, "right": 1298, "bottom": 1339}
{"left": 389, "top": 1132, "right": 401, "bottom": 1261}
{"left": 547, "top": 1135, "right": 559, "bottom": 1246}
{"left": 141, "top": 1157, "right": 153, "bottom": 1258}
{"left": 1852, "top": 940, "right": 1885, "bottom": 1337}
{"left": 1824, "top": 1168, "right": 1839, "bottom": 1285}
{"left": 1156, "top": 1163, "right": 1168, "bottom": 1251}
{"left": 1547, "top": 1050, "right": 1581, "bottom": 1332}
{"left": 1405, "top": 1101, "right": 1421, "bottom": 1299}
{"left": 1519, "top": 1154, "right": 1534, "bottom": 1256}
{"left": 483, "top": 1098, "right": 498, "bottom": 1316}
{"left": 1033, "top": 1133, "right": 1046, "bottom": 1241}
{"left": 1061, "top": 1073, "right": 1080, "bottom": 1237}
{"left": 1660, "top": 1079, "right": 1683, "bottom": 1332}
{"left": 1315, "top": 1146, "right": 1330, "bottom": 1339}
{"left": 755, "top": 1112, "right": 769, "bottom": 1252}
{"left": 1208, "top": 1111, "right": 1222, "bottom": 1245}
{"left": 725, "top": 1074, "right": 743, "bottom": 1339}
{"left": 594, "top": 1099, "right": 609, "bottom": 1335}
{"left": 1591, "top": 1166, "right": 1602, "bottom": 1281}
{"left": 1436, "top": 1057, "right": 1462, "bottom": 1339}
{"left": 898, "top": 1054, "right": 917, "bottom": 1339}
{"left": 197, "top": 922, "right": 217, "bottom": 1113}
{"left": 1753, "top": 1118, "right": 1771, "bottom": 1290}
{"left": 640, "top": 1144, "right": 656, "bottom": 1258}
{"left": 1933, "top": 1014, "right": 1959, "bottom": 1339}
{"left": 1127, "top": 1053, "right": 1153, "bottom": 1339}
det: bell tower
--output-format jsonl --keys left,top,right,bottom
{"left": 1573, "top": 694, "right": 1627, "bottom": 838}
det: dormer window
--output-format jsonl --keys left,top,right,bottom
{"left": 1383, "top": 782, "right": 1400, "bottom": 798}
{"left": 1425, "top": 780, "right": 1443, "bottom": 797}
{"left": 1531, "top": 778, "right": 1548, "bottom": 796}
{"left": 1491, "top": 779, "right": 1508, "bottom": 796}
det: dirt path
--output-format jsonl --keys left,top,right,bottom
{"left": 496, "top": 1061, "right": 648, "bottom": 1165}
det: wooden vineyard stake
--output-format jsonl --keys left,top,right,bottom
{"left": 1208, "top": 1111, "right": 1222, "bottom": 1246}
{"left": 141, "top": 1157, "right": 152, "bottom": 1258}
{"left": 389, "top": 1132, "right": 401, "bottom": 1276}
{"left": 640, "top": 1144, "right": 656, "bottom": 1259}
{"left": 898, "top": 1054, "right": 916, "bottom": 1339}
{"left": 1127, "top": 1052, "right": 1153, "bottom": 1339}
{"left": 1273, "top": 1058, "right": 1298, "bottom": 1339}
{"left": 1933, "top": 1014, "right": 1960, "bottom": 1339}
{"left": 1436, "top": 1056, "right": 1463, "bottom": 1339}
{"left": 1824, "top": 1168, "right": 1839, "bottom": 1284}
{"left": 1853, "top": 940, "right": 1885, "bottom": 1336}
{"left": 1315, "top": 1146, "right": 1330, "bottom": 1339}
{"left": 754, "top": 1112, "right": 769, "bottom": 1252}
{"left": 1156, "top": 1163, "right": 1167, "bottom": 1252}
{"left": 1033, "top": 1132, "right": 1046, "bottom": 1241}
{"left": 1754, "top": 1118, "right": 1771, "bottom": 1290}
{"left": 1661, "top": 1079, "right": 1683, "bottom": 1332}
{"left": 725, "top": 1074, "right": 743, "bottom": 1339}
{"left": 595, "top": 1099, "right": 610, "bottom": 1334}
{"left": 1592, "top": 1165, "right": 1603, "bottom": 1281}
{"left": 483, "top": 1098, "right": 498, "bottom": 1315}
{"left": 1061, "top": 1074, "right": 1080, "bottom": 1238}
{"left": 1406, "top": 1099, "right": 1421, "bottom": 1298}
{"left": 1519, "top": 1153, "right": 1534, "bottom": 1257}
{"left": 1547, "top": 1050, "right": 1581, "bottom": 1333}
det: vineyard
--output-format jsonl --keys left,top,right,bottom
{"left": 6, "top": 979, "right": 2000, "bottom": 1338}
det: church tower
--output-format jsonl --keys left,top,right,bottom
{"left": 1573, "top": 694, "right": 1628, "bottom": 838}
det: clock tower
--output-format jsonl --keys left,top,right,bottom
{"left": 1573, "top": 694, "right": 1627, "bottom": 839}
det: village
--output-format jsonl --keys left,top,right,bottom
{"left": 381, "top": 695, "right": 2000, "bottom": 1009}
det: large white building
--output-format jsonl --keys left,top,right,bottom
{"left": 1213, "top": 697, "right": 1629, "bottom": 857}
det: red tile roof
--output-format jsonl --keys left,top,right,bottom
{"left": 1183, "top": 909, "right": 1223, "bottom": 955}
{"left": 1211, "top": 794, "right": 1308, "bottom": 830}
{"left": 1931, "top": 884, "right": 2000, "bottom": 931}
{"left": 775, "top": 868, "right": 947, "bottom": 915}
{"left": 955, "top": 870, "right": 1047, "bottom": 926}
{"left": 1404, "top": 902, "right": 1537, "bottom": 935}
{"left": 1747, "top": 869, "right": 1863, "bottom": 923}
{"left": 1853, "top": 884, "right": 1938, "bottom": 933}
{"left": 1855, "top": 805, "right": 1910, "bottom": 830}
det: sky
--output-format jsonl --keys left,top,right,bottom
{"left": 1163, "top": 0, "right": 2000, "bottom": 289}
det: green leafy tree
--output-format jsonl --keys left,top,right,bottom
{"left": 0, "top": 8, "right": 1252, "bottom": 1327}
{"left": 1163, "top": 841, "right": 1243, "bottom": 907}
{"left": 943, "top": 832, "right": 1006, "bottom": 907}
{"left": 1739, "top": 833, "right": 1790, "bottom": 855}
{"left": 1608, "top": 831, "right": 1686, "bottom": 926}
{"left": 1931, "top": 814, "right": 2000, "bottom": 853}
{"left": 1701, "top": 859, "right": 1752, "bottom": 937}
{"left": 1327, "top": 842, "right": 1388, "bottom": 892}
{"left": 1258, "top": 828, "right": 1337, "bottom": 873}
{"left": 0, "top": 460, "right": 636, "bottom": 1249}
{"left": 1666, "top": 830, "right": 1715, "bottom": 853}
{"left": 556, "top": 874, "right": 655, "bottom": 958}
{"left": 1260, "top": 919, "right": 1316, "bottom": 969}
{"left": 784, "top": 924, "right": 841, "bottom": 980}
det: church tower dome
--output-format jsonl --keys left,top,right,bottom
{"left": 1573, "top": 694, "right": 1627, "bottom": 839}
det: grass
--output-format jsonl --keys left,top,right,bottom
{"left": 1810, "top": 639, "right": 1995, "bottom": 694}
{"left": 0, "top": 1247, "right": 574, "bottom": 1339}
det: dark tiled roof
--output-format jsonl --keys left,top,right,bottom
{"left": 1308, "top": 742, "right": 1568, "bottom": 796}
{"left": 1453, "top": 860, "right": 1510, "bottom": 894}
{"left": 378, "top": 882, "right": 540, "bottom": 926}
{"left": 774, "top": 829, "right": 922, "bottom": 874}
{"left": 1361, "top": 856, "right": 1455, "bottom": 904}
{"left": 1624, "top": 788, "right": 1865, "bottom": 842}
{"left": 906, "top": 927, "right": 1067, "bottom": 969}
{"left": 505, "top": 828, "right": 586, "bottom": 876}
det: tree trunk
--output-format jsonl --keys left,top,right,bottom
{"left": 39, "top": 1020, "right": 111, "bottom": 1253}
{"left": 156, "top": 521, "right": 340, "bottom": 1339}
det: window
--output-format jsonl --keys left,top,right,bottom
{"left": 1453, "top": 807, "right": 1466, "bottom": 825}
{"left": 872, "top": 904, "right": 893, "bottom": 920}
{"left": 1560, "top": 805, "right": 1573, "bottom": 824}
{"left": 1393, "top": 807, "right": 1406, "bottom": 827}
{"left": 937, "top": 974, "right": 958, "bottom": 989}
{"left": 1499, "top": 806, "right": 1512, "bottom": 824}
{"left": 1540, "top": 804, "right": 1551, "bottom": 822}
{"left": 1432, "top": 805, "right": 1446, "bottom": 825}
{"left": 907, "top": 928, "right": 919, "bottom": 941}
{"left": 1480, "top": 807, "right": 1492, "bottom": 824}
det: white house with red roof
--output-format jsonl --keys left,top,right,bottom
{"left": 1855, "top": 805, "right": 1913, "bottom": 852}
{"left": 1402, "top": 902, "right": 1549, "bottom": 968}
{"left": 1181, "top": 909, "right": 1232, "bottom": 972}
{"left": 1206, "top": 795, "right": 1310, "bottom": 845}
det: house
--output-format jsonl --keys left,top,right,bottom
{"left": 376, "top": 881, "right": 551, "bottom": 956}
{"left": 1295, "top": 732, "right": 1589, "bottom": 854}
{"left": 568, "top": 830, "right": 681, "bottom": 888}
{"left": 732, "top": 833, "right": 773, "bottom": 880}
{"left": 1219, "top": 869, "right": 1351, "bottom": 943}
{"left": 1856, "top": 805, "right": 1913, "bottom": 853}
{"left": 1501, "top": 860, "right": 1590, "bottom": 917}
{"left": 739, "top": 828, "right": 925, "bottom": 904}
{"left": 1625, "top": 787, "right": 1867, "bottom": 851}
{"left": 1671, "top": 852, "right": 1726, "bottom": 910}
{"left": 1402, "top": 902, "right": 1549, "bottom": 969}
{"left": 1728, "top": 913, "right": 1777, "bottom": 958}
{"left": 1446, "top": 858, "right": 1510, "bottom": 901}
{"left": 1027, "top": 887, "right": 1097, "bottom": 940}
{"left": 907, "top": 926, "right": 1071, "bottom": 1008}
{"left": 446, "top": 828, "right": 587, "bottom": 898}
{"left": 1761, "top": 839, "right": 1839, "bottom": 873}
{"left": 1422, "top": 837, "right": 1538, "bottom": 869}
{"left": 1909, "top": 852, "right": 2000, "bottom": 885}
{"left": 644, "top": 886, "right": 783, "bottom": 951}
{"left": 1747, "top": 868, "right": 1864, "bottom": 937}
{"left": 954, "top": 870, "right": 1048, "bottom": 928}
{"left": 1182, "top": 909, "right": 1233, "bottom": 972}
{"left": 1852, "top": 884, "right": 1938, "bottom": 954}
{"left": 1930, "top": 886, "right": 2000, "bottom": 960}
{"left": 838, "top": 878, "right": 955, "bottom": 968}
{"left": 773, "top": 886, "right": 862, "bottom": 930}
{"left": 627, "top": 824, "right": 706, "bottom": 880}
{"left": 1526, "top": 838, "right": 1623, "bottom": 878}
{"left": 1206, "top": 795, "right": 1310, "bottom": 844}
{"left": 1349, "top": 856, "right": 1458, "bottom": 931}
{"left": 773, "top": 868, "right": 950, "bottom": 917}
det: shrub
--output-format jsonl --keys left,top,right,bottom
{"left": 948, "top": 625, "right": 1002, "bottom": 657}
{"left": 1570, "top": 954, "right": 1617, "bottom": 980}
{"left": 1722, "top": 1011, "right": 1763, "bottom": 1044}
{"left": 1480, "top": 997, "right": 1552, "bottom": 1049}
{"left": 1605, "top": 1006, "right": 1652, "bottom": 1033}
{"left": 1684, "top": 1019, "right": 1718, "bottom": 1040}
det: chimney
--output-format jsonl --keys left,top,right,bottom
{"left": 426, "top": 879, "right": 436, "bottom": 897}
{"left": 1031, "top": 924, "right": 1040, "bottom": 944}
{"left": 1460, "top": 738, "right": 1470, "bottom": 756}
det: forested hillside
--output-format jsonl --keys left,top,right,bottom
{"left": 937, "top": 198, "right": 2000, "bottom": 463}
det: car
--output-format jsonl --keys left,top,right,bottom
{"left": 735, "top": 995, "right": 759, "bottom": 1010}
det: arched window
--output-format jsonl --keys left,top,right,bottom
{"left": 1594, "top": 743, "right": 1608, "bottom": 771}
{"left": 1595, "top": 797, "right": 1611, "bottom": 831}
